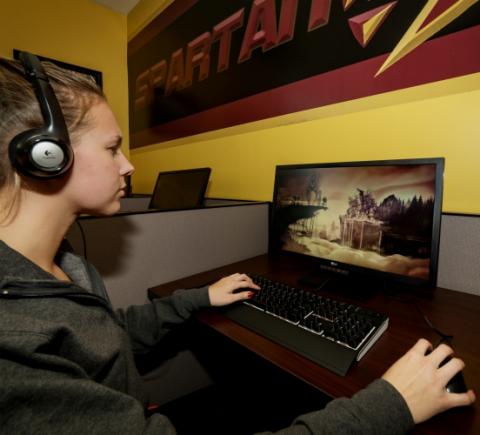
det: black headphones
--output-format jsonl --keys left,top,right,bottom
{"left": 8, "top": 51, "right": 73, "bottom": 179}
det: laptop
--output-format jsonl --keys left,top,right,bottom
{"left": 149, "top": 168, "right": 211, "bottom": 211}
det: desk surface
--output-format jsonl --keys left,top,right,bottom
{"left": 149, "top": 254, "right": 479, "bottom": 434}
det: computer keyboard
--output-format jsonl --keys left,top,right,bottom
{"left": 221, "top": 275, "right": 389, "bottom": 376}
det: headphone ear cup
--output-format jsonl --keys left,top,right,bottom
{"left": 11, "top": 51, "right": 73, "bottom": 179}
{"left": 9, "top": 130, "right": 73, "bottom": 179}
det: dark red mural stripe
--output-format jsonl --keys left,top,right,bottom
{"left": 131, "top": 24, "right": 480, "bottom": 148}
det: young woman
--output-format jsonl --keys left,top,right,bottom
{"left": 0, "top": 53, "right": 475, "bottom": 434}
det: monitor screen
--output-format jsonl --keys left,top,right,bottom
{"left": 149, "top": 167, "right": 211, "bottom": 211}
{"left": 271, "top": 158, "right": 444, "bottom": 287}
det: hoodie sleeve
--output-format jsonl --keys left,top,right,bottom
{"left": 256, "top": 379, "right": 414, "bottom": 435}
{"left": 115, "top": 287, "right": 211, "bottom": 353}
{"left": 77, "top": 253, "right": 211, "bottom": 353}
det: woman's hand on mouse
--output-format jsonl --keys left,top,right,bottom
{"left": 382, "top": 338, "right": 476, "bottom": 423}
{"left": 208, "top": 273, "right": 260, "bottom": 306}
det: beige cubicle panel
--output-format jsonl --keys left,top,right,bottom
{"left": 67, "top": 206, "right": 479, "bottom": 307}
{"left": 437, "top": 213, "right": 480, "bottom": 296}
{"left": 66, "top": 202, "right": 269, "bottom": 309}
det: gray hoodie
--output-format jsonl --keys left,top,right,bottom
{"left": 0, "top": 241, "right": 413, "bottom": 434}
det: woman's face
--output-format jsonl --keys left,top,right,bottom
{"left": 65, "top": 101, "right": 134, "bottom": 215}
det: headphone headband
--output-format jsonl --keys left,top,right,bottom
{"left": 8, "top": 51, "right": 73, "bottom": 179}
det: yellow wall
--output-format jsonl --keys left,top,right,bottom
{"left": 0, "top": 0, "right": 129, "bottom": 155}
{"left": 2, "top": 1, "right": 477, "bottom": 213}
{"left": 128, "top": 2, "right": 480, "bottom": 214}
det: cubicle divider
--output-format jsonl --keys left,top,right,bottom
{"left": 68, "top": 204, "right": 479, "bottom": 311}
{"left": 67, "top": 206, "right": 479, "bottom": 309}
{"left": 66, "top": 201, "right": 269, "bottom": 309}
{"left": 437, "top": 213, "right": 480, "bottom": 296}
{"left": 118, "top": 196, "right": 261, "bottom": 213}
{"left": 118, "top": 196, "right": 151, "bottom": 213}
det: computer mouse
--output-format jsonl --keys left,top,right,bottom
{"left": 446, "top": 370, "right": 468, "bottom": 394}
{"left": 439, "top": 356, "right": 468, "bottom": 394}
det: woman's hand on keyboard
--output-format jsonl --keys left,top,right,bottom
{"left": 381, "top": 338, "right": 475, "bottom": 424}
{"left": 208, "top": 273, "right": 260, "bottom": 307}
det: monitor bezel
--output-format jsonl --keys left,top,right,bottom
{"left": 149, "top": 167, "right": 211, "bottom": 211}
{"left": 270, "top": 157, "right": 444, "bottom": 289}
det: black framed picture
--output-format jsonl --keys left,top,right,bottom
{"left": 13, "top": 49, "right": 103, "bottom": 89}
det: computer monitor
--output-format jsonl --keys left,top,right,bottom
{"left": 149, "top": 167, "right": 211, "bottom": 211}
{"left": 271, "top": 158, "right": 444, "bottom": 288}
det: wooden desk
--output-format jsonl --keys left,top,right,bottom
{"left": 149, "top": 254, "right": 479, "bottom": 434}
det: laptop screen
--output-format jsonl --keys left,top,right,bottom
{"left": 149, "top": 168, "right": 211, "bottom": 211}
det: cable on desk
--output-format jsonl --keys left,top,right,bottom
{"left": 412, "top": 303, "right": 454, "bottom": 345}
{"left": 385, "top": 290, "right": 454, "bottom": 345}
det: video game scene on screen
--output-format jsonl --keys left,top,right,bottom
{"left": 272, "top": 163, "right": 438, "bottom": 282}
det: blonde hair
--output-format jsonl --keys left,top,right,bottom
{"left": 0, "top": 57, "right": 105, "bottom": 223}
